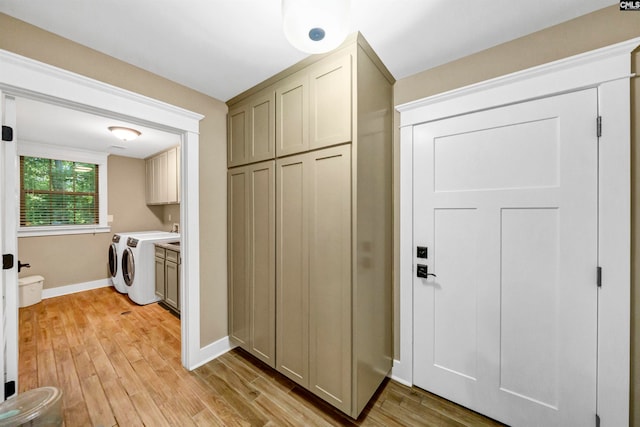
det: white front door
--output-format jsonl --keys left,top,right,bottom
{"left": 413, "top": 89, "right": 598, "bottom": 426}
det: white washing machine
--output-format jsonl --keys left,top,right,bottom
{"left": 108, "top": 230, "right": 164, "bottom": 293}
{"left": 122, "top": 233, "right": 180, "bottom": 305}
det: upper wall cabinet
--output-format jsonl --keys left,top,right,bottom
{"left": 228, "top": 89, "right": 276, "bottom": 167}
{"left": 146, "top": 146, "right": 180, "bottom": 205}
{"left": 229, "top": 47, "right": 353, "bottom": 166}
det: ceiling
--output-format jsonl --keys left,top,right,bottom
{"left": 0, "top": 0, "right": 617, "bottom": 159}
{"left": 0, "top": 0, "right": 617, "bottom": 102}
{"left": 15, "top": 98, "right": 181, "bottom": 159}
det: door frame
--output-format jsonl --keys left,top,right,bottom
{"left": 0, "top": 49, "right": 206, "bottom": 373}
{"left": 395, "top": 37, "right": 639, "bottom": 426}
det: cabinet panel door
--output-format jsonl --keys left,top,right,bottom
{"left": 308, "top": 144, "right": 352, "bottom": 412}
{"left": 155, "top": 256, "right": 165, "bottom": 299}
{"left": 276, "top": 73, "right": 309, "bottom": 157}
{"left": 276, "top": 154, "right": 309, "bottom": 386}
{"left": 167, "top": 147, "right": 178, "bottom": 203}
{"left": 228, "top": 104, "right": 249, "bottom": 167}
{"left": 228, "top": 167, "right": 249, "bottom": 346}
{"left": 153, "top": 152, "right": 168, "bottom": 204}
{"left": 145, "top": 158, "right": 154, "bottom": 204}
{"left": 249, "top": 161, "right": 275, "bottom": 366}
{"left": 249, "top": 92, "right": 276, "bottom": 163}
{"left": 165, "top": 260, "right": 179, "bottom": 311}
{"left": 309, "top": 54, "right": 352, "bottom": 150}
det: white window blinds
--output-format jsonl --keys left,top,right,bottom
{"left": 20, "top": 156, "right": 99, "bottom": 227}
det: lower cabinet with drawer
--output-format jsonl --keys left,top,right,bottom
{"left": 155, "top": 246, "right": 181, "bottom": 315}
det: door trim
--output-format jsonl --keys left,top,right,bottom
{"left": 396, "top": 37, "right": 639, "bottom": 426}
{"left": 0, "top": 49, "right": 205, "bottom": 372}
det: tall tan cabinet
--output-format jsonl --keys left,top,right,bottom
{"left": 227, "top": 33, "right": 394, "bottom": 418}
{"left": 228, "top": 161, "right": 276, "bottom": 367}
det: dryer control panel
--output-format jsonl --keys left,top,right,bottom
{"left": 127, "top": 238, "right": 139, "bottom": 247}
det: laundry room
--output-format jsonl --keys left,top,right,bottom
{"left": 14, "top": 95, "right": 184, "bottom": 317}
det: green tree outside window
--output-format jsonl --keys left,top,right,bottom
{"left": 20, "top": 156, "right": 99, "bottom": 226}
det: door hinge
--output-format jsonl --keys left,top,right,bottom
{"left": 2, "top": 254, "right": 14, "bottom": 270}
{"left": 596, "top": 116, "right": 602, "bottom": 138}
{"left": 1, "top": 125, "right": 12, "bottom": 142}
{"left": 4, "top": 381, "right": 15, "bottom": 399}
{"left": 595, "top": 413, "right": 600, "bottom": 427}
{"left": 597, "top": 266, "right": 602, "bottom": 288}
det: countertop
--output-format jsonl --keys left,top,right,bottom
{"left": 155, "top": 241, "right": 181, "bottom": 252}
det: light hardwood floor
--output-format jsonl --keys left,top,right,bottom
{"left": 18, "top": 287, "right": 503, "bottom": 426}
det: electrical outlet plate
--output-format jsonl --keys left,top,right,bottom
{"left": 172, "top": 223, "right": 180, "bottom": 233}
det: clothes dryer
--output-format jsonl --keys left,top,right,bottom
{"left": 122, "top": 233, "right": 180, "bottom": 305}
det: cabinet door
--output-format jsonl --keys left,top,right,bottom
{"left": 276, "top": 72, "right": 309, "bottom": 157}
{"left": 145, "top": 158, "right": 154, "bottom": 204}
{"left": 151, "top": 151, "right": 168, "bottom": 204}
{"left": 228, "top": 166, "right": 249, "bottom": 346}
{"left": 165, "top": 259, "right": 179, "bottom": 311}
{"left": 249, "top": 91, "right": 275, "bottom": 163}
{"left": 308, "top": 145, "right": 352, "bottom": 412}
{"left": 167, "top": 147, "right": 178, "bottom": 203}
{"left": 228, "top": 104, "right": 249, "bottom": 167}
{"left": 248, "top": 161, "right": 275, "bottom": 366}
{"left": 276, "top": 153, "right": 309, "bottom": 387}
{"left": 155, "top": 255, "right": 165, "bottom": 299}
{"left": 176, "top": 146, "right": 181, "bottom": 203}
{"left": 309, "top": 54, "right": 352, "bottom": 150}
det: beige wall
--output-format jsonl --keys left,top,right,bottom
{"left": 393, "top": 5, "right": 640, "bottom": 425}
{"left": 1, "top": 13, "right": 229, "bottom": 347}
{"left": 18, "top": 155, "right": 169, "bottom": 288}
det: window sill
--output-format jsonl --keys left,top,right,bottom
{"left": 18, "top": 225, "right": 111, "bottom": 238}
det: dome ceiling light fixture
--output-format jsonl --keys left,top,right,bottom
{"left": 281, "top": 0, "right": 351, "bottom": 54}
{"left": 108, "top": 126, "right": 141, "bottom": 141}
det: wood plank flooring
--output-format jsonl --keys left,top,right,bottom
{"left": 18, "top": 287, "right": 504, "bottom": 426}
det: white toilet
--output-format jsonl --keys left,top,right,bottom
{"left": 18, "top": 275, "right": 45, "bottom": 308}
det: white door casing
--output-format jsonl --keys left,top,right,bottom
{"left": 0, "top": 49, "right": 207, "bottom": 373}
{"left": 396, "top": 37, "right": 637, "bottom": 426}
{"left": 413, "top": 89, "right": 598, "bottom": 426}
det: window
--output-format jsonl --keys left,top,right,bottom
{"left": 20, "top": 156, "right": 99, "bottom": 226}
{"left": 17, "top": 142, "right": 109, "bottom": 237}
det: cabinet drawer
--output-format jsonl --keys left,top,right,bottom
{"left": 166, "top": 249, "right": 180, "bottom": 263}
{"left": 155, "top": 247, "right": 165, "bottom": 258}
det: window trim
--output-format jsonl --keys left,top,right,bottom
{"left": 17, "top": 141, "right": 110, "bottom": 237}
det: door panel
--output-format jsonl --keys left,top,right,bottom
{"left": 308, "top": 145, "right": 352, "bottom": 412}
{"left": 155, "top": 255, "right": 165, "bottom": 299}
{"left": 228, "top": 168, "right": 249, "bottom": 346}
{"left": 413, "top": 89, "right": 598, "bottom": 426}
{"left": 276, "top": 154, "right": 309, "bottom": 386}
{"left": 276, "top": 73, "right": 309, "bottom": 157}
{"left": 249, "top": 162, "right": 275, "bottom": 366}
{"left": 500, "top": 208, "right": 559, "bottom": 407}
{"left": 249, "top": 92, "right": 275, "bottom": 163}
{"left": 309, "top": 54, "right": 352, "bottom": 149}
{"left": 432, "top": 208, "right": 479, "bottom": 380}
{"left": 228, "top": 105, "right": 248, "bottom": 167}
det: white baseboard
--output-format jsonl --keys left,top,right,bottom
{"left": 188, "top": 335, "right": 236, "bottom": 370}
{"left": 42, "top": 278, "right": 112, "bottom": 299}
{"left": 389, "top": 359, "right": 412, "bottom": 387}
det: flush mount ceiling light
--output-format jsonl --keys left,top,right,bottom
{"left": 108, "top": 126, "right": 141, "bottom": 141}
{"left": 282, "top": 0, "right": 350, "bottom": 54}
